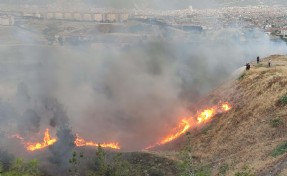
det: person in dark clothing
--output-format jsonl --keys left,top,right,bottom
{"left": 246, "top": 63, "right": 250, "bottom": 70}
{"left": 268, "top": 60, "right": 271, "bottom": 67}
{"left": 257, "top": 56, "right": 260, "bottom": 64}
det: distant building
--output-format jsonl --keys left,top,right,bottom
{"left": 106, "top": 13, "right": 116, "bottom": 22}
{"left": 0, "top": 16, "right": 14, "bottom": 26}
{"left": 55, "top": 12, "right": 64, "bottom": 20}
{"left": 280, "top": 28, "right": 287, "bottom": 39}
{"left": 64, "top": 13, "right": 73, "bottom": 20}
{"left": 119, "top": 13, "right": 129, "bottom": 22}
{"left": 83, "top": 14, "right": 93, "bottom": 21}
{"left": 46, "top": 13, "right": 54, "bottom": 19}
{"left": 94, "top": 13, "right": 103, "bottom": 22}
{"left": 74, "top": 13, "right": 82, "bottom": 21}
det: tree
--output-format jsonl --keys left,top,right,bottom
{"left": 109, "top": 153, "right": 131, "bottom": 176}
{"left": 3, "top": 158, "right": 42, "bottom": 176}
{"left": 87, "top": 145, "right": 131, "bottom": 176}
{"left": 69, "top": 151, "right": 84, "bottom": 176}
{"left": 0, "top": 161, "right": 3, "bottom": 174}
{"left": 94, "top": 145, "right": 108, "bottom": 176}
{"left": 177, "top": 132, "right": 195, "bottom": 176}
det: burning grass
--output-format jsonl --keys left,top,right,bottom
{"left": 26, "top": 128, "right": 57, "bottom": 151}
{"left": 176, "top": 55, "right": 287, "bottom": 175}
{"left": 74, "top": 134, "right": 120, "bottom": 149}
{"left": 146, "top": 102, "right": 232, "bottom": 149}
{"left": 11, "top": 129, "right": 121, "bottom": 151}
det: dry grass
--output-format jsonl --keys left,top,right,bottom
{"left": 179, "top": 55, "right": 287, "bottom": 175}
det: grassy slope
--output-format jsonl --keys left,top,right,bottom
{"left": 36, "top": 55, "right": 287, "bottom": 176}
{"left": 119, "top": 55, "right": 287, "bottom": 176}
{"left": 185, "top": 55, "right": 287, "bottom": 175}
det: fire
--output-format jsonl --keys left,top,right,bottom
{"left": 75, "top": 134, "right": 120, "bottom": 149}
{"left": 146, "top": 102, "right": 232, "bottom": 149}
{"left": 222, "top": 103, "right": 231, "bottom": 111}
{"left": 26, "top": 128, "right": 57, "bottom": 151}
{"left": 11, "top": 129, "right": 121, "bottom": 151}
{"left": 11, "top": 102, "right": 231, "bottom": 151}
{"left": 160, "top": 119, "right": 191, "bottom": 144}
{"left": 197, "top": 108, "right": 215, "bottom": 124}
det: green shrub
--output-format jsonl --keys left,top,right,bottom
{"left": 88, "top": 146, "right": 131, "bottom": 176}
{"left": 0, "top": 162, "right": 3, "bottom": 173}
{"left": 149, "top": 167, "right": 164, "bottom": 176}
{"left": 2, "top": 158, "right": 42, "bottom": 176}
{"left": 69, "top": 151, "right": 84, "bottom": 176}
{"left": 219, "top": 163, "right": 229, "bottom": 176}
{"left": 270, "top": 117, "right": 284, "bottom": 128}
{"left": 279, "top": 94, "right": 287, "bottom": 105}
{"left": 234, "top": 167, "right": 255, "bottom": 176}
{"left": 272, "top": 141, "right": 287, "bottom": 157}
{"left": 195, "top": 166, "right": 211, "bottom": 176}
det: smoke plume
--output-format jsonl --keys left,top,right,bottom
{"left": 0, "top": 7, "right": 286, "bottom": 157}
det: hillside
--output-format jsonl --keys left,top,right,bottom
{"left": 180, "top": 55, "right": 287, "bottom": 175}
{"left": 1, "top": 55, "right": 287, "bottom": 176}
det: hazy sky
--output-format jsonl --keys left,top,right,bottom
{"left": 81, "top": 0, "right": 287, "bottom": 9}
{"left": 1, "top": 0, "right": 287, "bottom": 9}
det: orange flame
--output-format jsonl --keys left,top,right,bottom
{"left": 222, "top": 103, "right": 231, "bottom": 111}
{"left": 197, "top": 108, "right": 215, "bottom": 124}
{"left": 75, "top": 134, "right": 120, "bottom": 149}
{"left": 146, "top": 102, "right": 232, "bottom": 149}
{"left": 160, "top": 119, "right": 191, "bottom": 144}
{"left": 26, "top": 128, "right": 57, "bottom": 151}
{"left": 11, "top": 130, "right": 121, "bottom": 151}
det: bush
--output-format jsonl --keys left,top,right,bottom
{"left": 0, "top": 162, "right": 3, "bottom": 173}
{"left": 149, "top": 167, "right": 164, "bottom": 176}
{"left": 177, "top": 132, "right": 194, "bottom": 176}
{"left": 272, "top": 141, "right": 287, "bottom": 157}
{"left": 194, "top": 166, "right": 211, "bottom": 176}
{"left": 0, "top": 150, "right": 14, "bottom": 171}
{"left": 270, "top": 117, "right": 284, "bottom": 128}
{"left": 177, "top": 132, "right": 211, "bottom": 176}
{"left": 219, "top": 163, "right": 229, "bottom": 176}
{"left": 279, "top": 94, "right": 287, "bottom": 105}
{"left": 2, "top": 158, "right": 42, "bottom": 176}
{"left": 234, "top": 167, "right": 255, "bottom": 176}
{"left": 88, "top": 146, "right": 131, "bottom": 176}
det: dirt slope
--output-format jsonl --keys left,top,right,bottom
{"left": 182, "top": 55, "right": 287, "bottom": 175}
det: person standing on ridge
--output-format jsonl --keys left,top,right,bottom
{"left": 268, "top": 59, "right": 271, "bottom": 67}
{"left": 246, "top": 63, "right": 250, "bottom": 70}
{"left": 257, "top": 56, "right": 260, "bottom": 64}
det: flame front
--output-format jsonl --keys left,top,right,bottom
{"left": 11, "top": 129, "right": 120, "bottom": 151}
{"left": 75, "top": 134, "right": 120, "bottom": 149}
{"left": 26, "top": 128, "right": 57, "bottom": 151}
{"left": 146, "top": 102, "right": 232, "bottom": 149}
{"left": 11, "top": 103, "right": 231, "bottom": 151}
{"left": 160, "top": 119, "right": 191, "bottom": 145}
{"left": 197, "top": 108, "right": 215, "bottom": 124}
